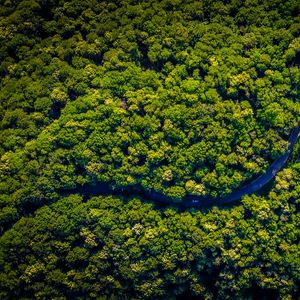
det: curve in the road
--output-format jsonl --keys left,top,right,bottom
{"left": 77, "top": 126, "right": 300, "bottom": 207}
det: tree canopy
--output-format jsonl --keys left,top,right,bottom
{"left": 1, "top": 161, "right": 300, "bottom": 299}
{"left": 0, "top": 0, "right": 299, "bottom": 298}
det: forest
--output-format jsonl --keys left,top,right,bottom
{"left": 0, "top": 0, "right": 299, "bottom": 299}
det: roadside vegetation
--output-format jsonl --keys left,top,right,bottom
{"left": 0, "top": 0, "right": 299, "bottom": 298}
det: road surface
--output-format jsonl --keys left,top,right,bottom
{"left": 77, "top": 127, "right": 300, "bottom": 207}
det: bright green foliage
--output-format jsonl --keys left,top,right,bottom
{"left": 0, "top": 0, "right": 299, "bottom": 224}
{"left": 0, "top": 0, "right": 299, "bottom": 298}
{"left": 0, "top": 163, "right": 300, "bottom": 299}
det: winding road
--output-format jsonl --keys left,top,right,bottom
{"left": 77, "top": 127, "right": 300, "bottom": 207}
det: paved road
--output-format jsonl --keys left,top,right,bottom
{"left": 78, "top": 127, "right": 300, "bottom": 207}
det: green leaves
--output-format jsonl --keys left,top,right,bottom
{"left": 0, "top": 0, "right": 299, "bottom": 298}
{"left": 1, "top": 166, "right": 300, "bottom": 299}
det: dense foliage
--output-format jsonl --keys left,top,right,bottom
{"left": 1, "top": 162, "right": 300, "bottom": 299}
{"left": 0, "top": 0, "right": 299, "bottom": 298}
